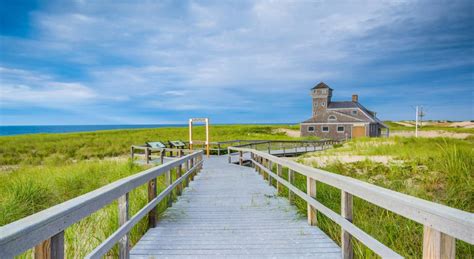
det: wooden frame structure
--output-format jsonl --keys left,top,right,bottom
{"left": 228, "top": 146, "right": 473, "bottom": 259}
{"left": 188, "top": 118, "right": 210, "bottom": 157}
{"left": 0, "top": 151, "right": 204, "bottom": 258}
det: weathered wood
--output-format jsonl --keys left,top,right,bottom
{"left": 341, "top": 191, "right": 353, "bottom": 259}
{"left": 118, "top": 193, "right": 129, "bottom": 259}
{"left": 229, "top": 147, "right": 474, "bottom": 245}
{"left": 160, "top": 151, "right": 164, "bottom": 164}
{"left": 177, "top": 164, "right": 182, "bottom": 196}
{"left": 422, "top": 226, "right": 455, "bottom": 259}
{"left": 147, "top": 179, "right": 157, "bottom": 229}
{"left": 0, "top": 151, "right": 203, "bottom": 258}
{"left": 145, "top": 148, "right": 150, "bottom": 164}
{"left": 307, "top": 177, "right": 317, "bottom": 226}
{"left": 34, "top": 231, "right": 64, "bottom": 259}
{"left": 276, "top": 164, "right": 282, "bottom": 193}
{"left": 130, "top": 156, "right": 341, "bottom": 257}
{"left": 130, "top": 146, "right": 134, "bottom": 160}
{"left": 239, "top": 151, "right": 243, "bottom": 165}
{"left": 165, "top": 170, "right": 172, "bottom": 207}
{"left": 251, "top": 160, "right": 401, "bottom": 258}
{"left": 288, "top": 169, "right": 294, "bottom": 204}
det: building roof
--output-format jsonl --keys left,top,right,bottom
{"left": 311, "top": 82, "right": 333, "bottom": 90}
{"left": 327, "top": 101, "right": 357, "bottom": 109}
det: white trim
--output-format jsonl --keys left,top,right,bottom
{"left": 328, "top": 115, "right": 337, "bottom": 121}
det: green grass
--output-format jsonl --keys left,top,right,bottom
{"left": 0, "top": 125, "right": 300, "bottom": 257}
{"left": 0, "top": 125, "right": 297, "bottom": 166}
{"left": 384, "top": 121, "right": 474, "bottom": 134}
{"left": 287, "top": 136, "right": 474, "bottom": 258}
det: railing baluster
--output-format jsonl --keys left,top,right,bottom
{"left": 34, "top": 231, "right": 64, "bottom": 259}
{"left": 166, "top": 170, "right": 172, "bottom": 207}
{"left": 147, "top": 178, "right": 157, "bottom": 228}
{"left": 239, "top": 151, "right": 243, "bottom": 165}
{"left": 276, "top": 164, "right": 282, "bottom": 193}
{"left": 118, "top": 193, "right": 129, "bottom": 259}
{"left": 307, "top": 177, "right": 317, "bottom": 226}
{"left": 341, "top": 191, "right": 353, "bottom": 259}
{"left": 288, "top": 169, "right": 294, "bottom": 204}
{"left": 268, "top": 159, "right": 273, "bottom": 186}
{"left": 422, "top": 226, "right": 455, "bottom": 259}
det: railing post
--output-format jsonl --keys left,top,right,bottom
{"left": 130, "top": 146, "right": 134, "bottom": 161}
{"left": 145, "top": 147, "right": 150, "bottom": 164}
{"left": 166, "top": 170, "right": 172, "bottom": 207}
{"left": 268, "top": 160, "right": 273, "bottom": 186}
{"left": 276, "top": 164, "right": 282, "bottom": 193}
{"left": 239, "top": 151, "right": 243, "bottom": 165}
{"left": 228, "top": 148, "right": 231, "bottom": 163}
{"left": 118, "top": 193, "right": 129, "bottom": 259}
{"left": 307, "top": 177, "right": 317, "bottom": 226}
{"left": 190, "top": 157, "right": 195, "bottom": 181}
{"left": 217, "top": 144, "right": 221, "bottom": 156}
{"left": 160, "top": 150, "right": 164, "bottom": 164}
{"left": 184, "top": 158, "right": 190, "bottom": 187}
{"left": 341, "top": 191, "right": 353, "bottom": 259}
{"left": 288, "top": 169, "right": 294, "bottom": 204}
{"left": 147, "top": 178, "right": 157, "bottom": 229}
{"left": 422, "top": 226, "right": 455, "bottom": 259}
{"left": 34, "top": 231, "right": 64, "bottom": 259}
{"left": 177, "top": 151, "right": 183, "bottom": 195}
{"left": 267, "top": 142, "right": 271, "bottom": 153}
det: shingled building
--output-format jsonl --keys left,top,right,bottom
{"left": 300, "top": 82, "right": 389, "bottom": 140}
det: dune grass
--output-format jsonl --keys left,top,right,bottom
{"left": 280, "top": 136, "right": 474, "bottom": 258}
{"left": 0, "top": 125, "right": 300, "bottom": 257}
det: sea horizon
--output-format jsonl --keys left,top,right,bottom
{"left": 0, "top": 123, "right": 296, "bottom": 136}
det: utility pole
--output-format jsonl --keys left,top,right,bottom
{"left": 419, "top": 106, "right": 425, "bottom": 128}
{"left": 415, "top": 106, "right": 419, "bottom": 138}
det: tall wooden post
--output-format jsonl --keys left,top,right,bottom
{"left": 422, "top": 226, "right": 455, "bottom": 259}
{"left": 130, "top": 146, "right": 134, "bottom": 161}
{"left": 118, "top": 193, "right": 129, "bottom": 259}
{"left": 166, "top": 170, "right": 172, "bottom": 207}
{"left": 341, "top": 191, "right": 353, "bottom": 259}
{"left": 307, "top": 177, "right": 317, "bottom": 225}
{"left": 145, "top": 148, "right": 150, "bottom": 164}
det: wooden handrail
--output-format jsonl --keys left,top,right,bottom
{"left": 0, "top": 151, "right": 204, "bottom": 258}
{"left": 228, "top": 146, "right": 474, "bottom": 258}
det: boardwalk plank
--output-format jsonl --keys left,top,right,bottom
{"left": 130, "top": 156, "right": 340, "bottom": 258}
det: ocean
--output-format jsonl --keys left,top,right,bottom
{"left": 0, "top": 124, "right": 188, "bottom": 136}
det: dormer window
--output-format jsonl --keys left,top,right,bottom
{"left": 328, "top": 115, "right": 337, "bottom": 121}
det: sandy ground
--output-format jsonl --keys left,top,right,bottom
{"left": 274, "top": 128, "right": 301, "bottom": 137}
{"left": 296, "top": 155, "right": 401, "bottom": 167}
{"left": 391, "top": 130, "right": 471, "bottom": 139}
{"left": 395, "top": 120, "right": 474, "bottom": 129}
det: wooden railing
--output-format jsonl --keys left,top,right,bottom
{"left": 0, "top": 150, "right": 204, "bottom": 258}
{"left": 130, "top": 145, "right": 194, "bottom": 164}
{"left": 228, "top": 147, "right": 474, "bottom": 258}
{"left": 232, "top": 139, "right": 340, "bottom": 156}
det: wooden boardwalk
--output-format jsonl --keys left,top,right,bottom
{"left": 130, "top": 156, "right": 340, "bottom": 258}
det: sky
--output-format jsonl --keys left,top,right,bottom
{"left": 0, "top": 0, "right": 473, "bottom": 125}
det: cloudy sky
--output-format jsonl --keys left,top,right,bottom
{"left": 0, "top": 0, "right": 473, "bottom": 125}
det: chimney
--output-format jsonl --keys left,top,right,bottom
{"left": 352, "top": 94, "right": 358, "bottom": 102}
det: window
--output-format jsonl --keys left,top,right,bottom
{"left": 322, "top": 126, "right": 329, "bottom": 132}
{"left": 314, "top": 101, "right": 318, "bottom": 107}
{"left": 322, "top": 89, "right": 327, "bottom": 94}
{"left": 337, "top": 126, "right": 345, "bottom": 132}
{"left": 308, "top": 126, "right": 315, "bottom": 132}
{"left": 321, "top": 102, "right": 326, "bottom": 107}
{"left": 352, "top": 110, "right": 358, "bottom": 115}
{"left": 328, "top": 115, "right": 337, "bottom": 121}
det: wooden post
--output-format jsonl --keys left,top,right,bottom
{"left": 307, "top": 177, "right": 317, "bottom": 226}
{"left": 239, "top": 151, "right": 243, "bottom": 165}
{"left": 422, "top": 226, "right": 455, "bottom": 259}
{"left": 190, "top": 158, "right": 195, "bottom": 181}
{"left": 118, "top": 193, "right": 129, "bottom": 259}
{"left": 34, "top": 231, "right": 64, "bottom": 259}
{"left": 184, "top": 159, "right": 189, "bottom": 187}
{"left": 228, "top": 148, "right": 231, "bottom": 163}
{"left": 130, "top": 146, "right": 134, "bottom": 161}
{"left": 268, "top": 160, "right": 273, "bottom": 186}
{"left": 145, "top": 148, "right": 150, "bottom": 164}
{"left": 267, "top": 142, "right": 271, "bottom": 153}
{"left": 177, "top": 162, "right": 182, "bottom": 196}
{"left": 276, "top": 164, "right": 282, "bottom": 193}
{"left": 147, "top": 178, "right": 157, "bottom": 229}
{"left": 166, "top": 170, "right": 172, "bottom": 207}
{"left": 288, "top": 169, "right": 294, "bottom": 204}
{"left": 160, "top": 150, "right": 164, "bottom": 164}
{"left": 217, "top": 144, "right": 221, "bottom": 156}
{"left": 341, "top": 191, "right": 353, "bottom": 259}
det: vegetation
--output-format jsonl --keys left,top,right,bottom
{"left": 284, "top": 136, "right": 474, "bottom": 258}
{"left": 384, "top": 121, "right": 474, "bottom": 134}
{"left": 0, "top": 125, "right": 298, "bottom": 257}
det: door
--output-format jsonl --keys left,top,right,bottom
{"left": 352, "top": 126, "right": 366, "bottom": 138}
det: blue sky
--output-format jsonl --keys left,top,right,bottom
{"left": 0, "top": 0, "right": 473, "bottom": 125}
